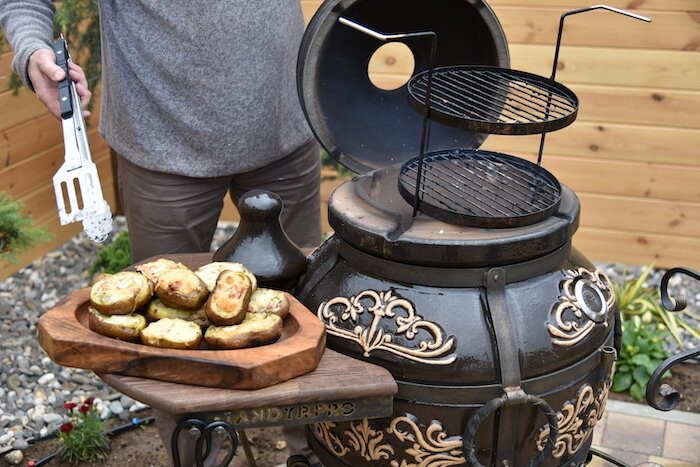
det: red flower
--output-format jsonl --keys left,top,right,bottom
{"left": 60, "top": 423, "right": 74, "bottom": 433}
{"left": 85, "top": 397, "right": 95, "bottom": 405}
{"left": 27, "top": 462, "right": 36, "bottom": 467}
{"left": 64, "top": 402, "right": 77, "bottom": 410}
{"left": 78, "top": 404, "right": 90, "bottom": 413}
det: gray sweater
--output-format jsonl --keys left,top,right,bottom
{"left": 0, "top": 0, "right": 312, "bottom": 177}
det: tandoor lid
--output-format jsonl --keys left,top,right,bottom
{"left": 297, "top": 0, "right": 509, "bottom": 174}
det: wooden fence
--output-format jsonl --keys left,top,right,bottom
{"left": 1, "top": 0, "right": 698, "bottom": 280}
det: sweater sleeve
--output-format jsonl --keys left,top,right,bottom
{"left": 0, "top": 0, "right": 56, "bottom": 91}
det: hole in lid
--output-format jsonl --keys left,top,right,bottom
{"left": 368, "top": 42, "right": 415, "bottom": 91}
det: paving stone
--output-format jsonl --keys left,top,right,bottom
{"left": 601, "top": 412, "right": 664, "bottom": 456}
{"left": 591, "top": 412, "right": 607, "bottom": 447}
{"left": 590, "top": 446, "right": 649, "bottom": 466}
{"left": 662, "top": 421, "right": 700, "bottom": 464}
{"left": 648, "top": 455, "right": 700, "bottom": 467}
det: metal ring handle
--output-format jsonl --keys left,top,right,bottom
{"left": 463, "top": 393, "right": 558, "bottom": 467}
{"left": 172, "top": 419, "right": 239, "bottom": 467}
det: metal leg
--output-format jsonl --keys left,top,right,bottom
{"left": 286, "top": 454, "right": 312, "bottom": 467}
{"left": 587, "top": 447, "right": 631, "bottom": 467}
{"left": 237, "top": 430, "right": 257, "bottom": 467}
{"left": 172, "top": 418, "right": 239, "bottom": 467}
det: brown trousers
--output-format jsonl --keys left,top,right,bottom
{"left": 116, "top": 138, "right": 322, "bottom": 263}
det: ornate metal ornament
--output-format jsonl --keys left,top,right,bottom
{"left": 388, "top": 415, "right": 465, "bottom": 467}
{"left": 313, "top": 415, "right": 465, "bottom": 466}
{"left": 535, "top": 379, "right": 611, "bottom": 458}
{"left": 346, "top": 419, "right": 395, "bottom": 461}
{"left": 317, "top": 290, "right": 456, "bottom": 364}
{"left": 314, "top": 421, "right": 351, "bottom": 458}
{"left": 547, "top": 268, "right": 614, "bottom": 346}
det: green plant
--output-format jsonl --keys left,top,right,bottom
{"left": 1, "top": 0, "right": 102, "bottom": 95}
{"left": 0, "top": 192, "right": 52, "bottom": 263}
{"left": 88, "top": 231, "right": 131, "bottom": 276}
{"left": 614, "top": 262, "right": 700, "bottom": 349}
{"left": 57, "top": 397, "right": 110, "bottom": 464}
{"left": 612, "top": 317, "right": 670, "bottom": 400}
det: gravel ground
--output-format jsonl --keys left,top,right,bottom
{"left": 0, "top": 218, "right": 698, "bottom": 461}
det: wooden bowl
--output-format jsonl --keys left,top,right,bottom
{"left": 38, "top": 287, "right": 326, "bottom": 389}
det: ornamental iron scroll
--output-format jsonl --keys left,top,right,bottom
{"left": 313, "top": 421, "right": 351, "bottom": 458}
{"left": 388, "top": 415, "right": 465, "bottom": 467}
{"left": 646, "top": 267, "right": 700, "bottom": 411}
{"left": 535, "top": 346, "right": 615, "bottom": 461}
{"left": 346, "top": 418, "right": 395, "bottom": 461}
{"left": 535, "top": 379, "right": 611, "bottom": 458}
{"left": 547, "top": 268, "right": 614, "bottom": 347}
{"left": 317, "top": 290, "right": 456, "bottom": 364}
{"left": 313, "top": 415, "right": 466, "bottom": 466}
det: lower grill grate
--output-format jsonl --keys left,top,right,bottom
{"left": 398, "top": 149, "right": 562, "bottom": 228}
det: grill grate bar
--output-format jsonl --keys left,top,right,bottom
{"left": 430, "top": 156, "right": 554, "bottom": 211}
{"left": 463, "top": 71, "right": 572, "bottom": 118}
{"left": 419, "top": 79, "right": 519, "bottom": 123}
{"left": 422, "top": 76, "right": 536, "bottom": 123}
{"left": 401, "top": 169, "right": 513, "bottom": 217}
{"left": 407, "top": 67, "right": 578, "bottom": 134}
{"left": 414, "top": 77, "right": 512, "bottom": 122}
{"left": 438, "top": 71, "right": 568, "bottom": 122}
{"left": 403, "top": 153, "right": 559, "bottom": 216}
{"left": 426, "top": 163, "right": 531, "bottom": 215}
{"left": 481, "top": 69, "right": 575, "bottom": 109}
{"left": 412, "top": 70, "right": 574, "bottom": 125}
{"left": 465, "top": 157, "right": 559, "bottom": 204}
{"left": 413, "top": 77, "right": 538, "bottom": 124}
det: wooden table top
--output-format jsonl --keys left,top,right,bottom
{"left": 98, "top": 349, "right": 397, "bottom": 415}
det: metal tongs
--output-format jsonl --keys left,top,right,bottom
{"left": 52, "top": 38, "right": 112, "bottom": 243}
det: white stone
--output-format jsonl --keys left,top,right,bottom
{"left": 109, "top": 400, "right": 123, "bottom": 414}
{"left": 4, "top": 449, "right": 23, "bottom": 465}
{"left": 130, "top": 401, "right": 148, "bottom": 411}
{"left": 43, "top": 413, "right": 62, "bottom": 424}
{"left": 37, "top": 373, "right": 55, "bottom": 385}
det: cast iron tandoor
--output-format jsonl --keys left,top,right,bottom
{"left": 295, "top": 1, "right": 649, "bottom": 466}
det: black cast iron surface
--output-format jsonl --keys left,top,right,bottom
{"left": 329, "top": 165, "right": 578, "bottom": 267}
{"left": 398, "top": 149, "right": 562, "bottom": 228}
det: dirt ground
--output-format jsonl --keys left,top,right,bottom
{"left": 19, "top": 363, "right": 700, "bottom": 466}
{"left": 22, "top": 417, "right": 291, "bottom": 467}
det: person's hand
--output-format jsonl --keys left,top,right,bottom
{"left": 27, "top": 48, "right": 92, "bottom": 119}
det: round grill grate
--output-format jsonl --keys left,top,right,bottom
{"left": 408, "top": 66, "right": 578, "bottom": 135}
{"left": 398, "top": 149, "right": 562, "bottom": 228}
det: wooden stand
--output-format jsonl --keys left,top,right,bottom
{"left": 99, "top": 349, "right": 397, "bottom": 467}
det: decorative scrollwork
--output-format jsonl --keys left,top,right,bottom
{"left": 536, "top": 378, "right": 611, "bottom": 458}
{"left": 313, "top": 421, "right": 350, "bottom": 457}
{"left": 547, "top": 268, "right": 614, "bottom": 346}
{"left": 317, "top": 289, "right": 456, "bottom": 364}
{"left": 388, "top": 415, "right": 465, "bottom": 467}
{"left": 345, "top": 419, "right": 395, "bottom": 461}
